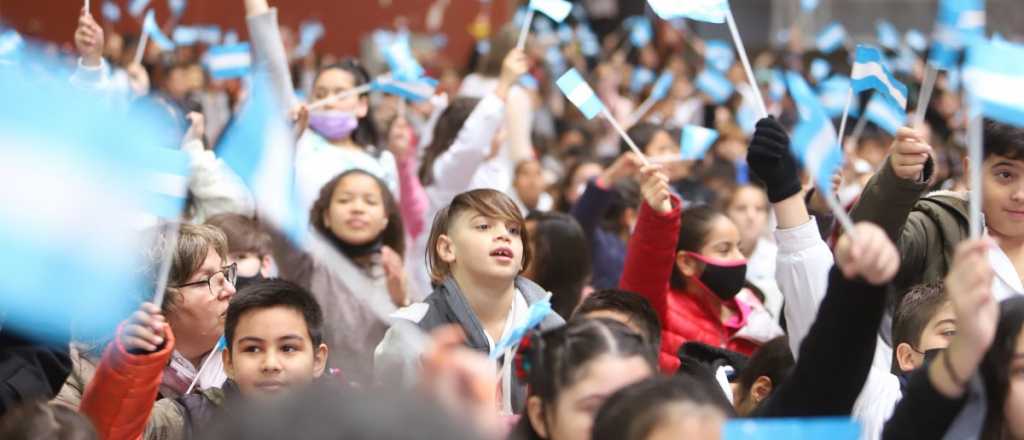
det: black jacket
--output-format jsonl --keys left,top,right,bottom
{"left": 0, "top": 329, "right": 72, "bottom": 415}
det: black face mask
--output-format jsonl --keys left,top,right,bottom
{"left": 234, "top": 272, "right": 265, "bottom": 292}
{"left": 687, "top": 252, "right": 747, "bottom": 301}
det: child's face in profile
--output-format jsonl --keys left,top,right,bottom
{"left": 440, "top": 210, "right": 525, "bottom": 283}
{"left": 223, "top": 307, "right": 328, "bottom": 397}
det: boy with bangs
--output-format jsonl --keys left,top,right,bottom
{"left": 77, "top": 279, "right": 330, "bottom": 440}
{"left": 375, "top": 188, "right": 565, "bottom": 414}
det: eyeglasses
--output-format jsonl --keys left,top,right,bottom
{"left": 175, "top": 263, "right": 237, "bottom": 297}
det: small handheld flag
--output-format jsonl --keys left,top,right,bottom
{"left": 295, "top": 20, "right": 326, "bottom": 58}
{"left": 168, "top": 0, "right": 186, "bottom": 18}
{"left": 819, "top": 76, "right": 858, "bottom": 118}
{"left": 517, "top": 0, "right": 572, "bottom": 50}
{"left": 963, "top": 39, "right": 1024, "bottom": 127}
{"left": 128, "top": 0, "right": 150, "bottom": 17}
{"left": 374, "top": 76, "right": 439, "bottom": 102}
{"left": 863, "top": 93, "right": 907, "bottom": 135}
{"left": 680, "top": 125, "right": 720, "bottom": 160}
{"left": 625, "top": 16, "right": 653, "bottom": 47}
{"left": 801, "top": 0, "right": 819, "bottom": 12}
{"left": 905, "top": 29, "right": 928, "bottom": 52}
{"left": 490, "top": 299, "right": 553, "bottom": 359}
{"left": 705, "top": 39, "right": 735, "bottom": 72}
{"left": 385, "top": 35, "right": 425, "bottom": 82}
{"left": 173, "top": 26, "right": 200, "bottom": 46}
{"left": 556, "top": 69, "right": 605, "bottom": 120}
{"left": 627, "top": 71, "right": 674, "bottom": 126}
{"left": 630, "top": 67, "right": 655, "bottom": 95}
{"left": 142, "top": 10, "right": 175, "bottom": 51}
{"left": 696, "top": 68, "right": 735, "bottom": 104}
{"left": 816, "top": 22, "right": 847, "bottom": 54}
{"left": 557, "top": 68, "right": 649, "bottom": 164}
{"left": 204, "top": 43, "right": 252, "bottom": 80}
{"left": 851, "top": 45, "right": 908, "bottom": 109}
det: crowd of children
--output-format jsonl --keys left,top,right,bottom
{"left": 1, "top": 0, "right": 1024, "bottom": 439}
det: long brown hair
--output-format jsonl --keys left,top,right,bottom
{"left": 309, "top": 169, "right": 405, "bottom": 258}
{"left": 417, "top": 97, "right": 482, "bottom": 186}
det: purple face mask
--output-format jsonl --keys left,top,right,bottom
{"left": 309, "top": 110, "right": 359, "bottom": 141}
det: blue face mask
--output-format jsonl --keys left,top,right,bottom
{"left": 309, "top": 110, "right": 358, "bottom": 141}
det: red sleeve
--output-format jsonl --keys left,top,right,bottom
{"left": 80, "top": 323, "right": 176, "bottom": 440}
{"left": 618, "top": 197, "right": 682, "bottom": 318}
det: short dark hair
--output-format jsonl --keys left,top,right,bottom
{"left": 224, "top": 279, "right": 324, "bottom": 351}
{"left": 204, "top": 213, "right": 272, "bottom": 256}
{"left": 591, "top": 375, "right": 731, "bottom": 440}
{"left": 734, "top": 336, "right": 794, "bottom": 405}
{"left": 622, "top": 123, "right": 664, "bottom": 156}
{"left": 983, "top": 118, "right": 1024, "bottom": 161}
{"left": 980, "top": 297, "right": 1024, "bottom": 439}
{"left": 891, "top": 282, "right": 947, "bottom": 371}
{"left": 574, "top": 289, "right": 662, "bottom": 352}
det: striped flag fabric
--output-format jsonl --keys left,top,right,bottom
{"left": 680, "top": 125, "right": 720, "bottom": 160}
{"left": 819, "top": 76, "right": 859, "bottom": 118}
{"left": 930, "top": 0, "right": 986, "bottom": 70}
{"left": 876, "top": 20, "right": 900, "bottom": 50}
{"left": 864, "top": 93, "right": 907, "bottom": 135}
{"left": 385, "top": 35, "right": 425, "bottom": 82}
{"left": 851, "top": 45, "right": 909, "bottom": 109}
{"left": 816, "top": 22, "right": 847, "bottom": 54}
{"left": 963, "top": 39, "right": 1024, "bottom": 127}
{"left": 373, "top": 76, "right": 439, "bottom": 102}
{"left": 650, "top": 71, "right": 675, "bottom": 101}
{"left": 204, "top": 43, "right": 251, "bottom": 80}
{"left": 810, "top": 58, "right": 830, "bottom": 82}
{"left": 556, "top": 68, "right": 606, "bottom": 119}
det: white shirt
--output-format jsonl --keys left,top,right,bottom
{"left": 988, "top": 243, "right": 1024, "bottom": 301}
{"left": 294, "top": 131, "right": 399, "bottom": 211}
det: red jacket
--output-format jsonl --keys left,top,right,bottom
{"left": 80, "top": 323, "right": 175, "bottom": 440}
{"left": 620, "top": 199, "right": 761, "bottom": 373}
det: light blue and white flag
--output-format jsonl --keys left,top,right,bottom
{"left": 963, "top": 39, "right": 1024, "bottom": 127}
{"left": 557, "top": 69, "right": 605, "bottom": 119}
{"left": 894, "top": 44, "right": 918, "bottom": 74}
{"left": 792, "top": 113, "right": 844, "bottom": 197}
{"left": 876, "top": 20, "right": 900, "bottom": 50}
{"left": 557, "top": 23, "right": 574, "bottom": 43}
{"left": 219, "top": 72, "right": 306, "bottom": 244}
{"left": 680, "top": 125, "right": 720, "bottom": 160}
{"left": 204, "top": 43, "right": 251, "bottom": 80}
{"left": 102, "top": 0, "right": 121, "bottom": 23}
{"left": 625, "top": 16, "right": 653, "bottom": 47}
{"left": 630, "top": 67, "right": 655, "bottom": 94}
{"left": 801, "top": 0, "right": 819, "bottom": 12}
{"left": 785, "top": 71, "right": 830, "bottom": 122}
{"left": 490, "top": 299, "right": 553, "bottom": 359}
{"left": 295, "top": 20, "right": 325, "bottom": 58}
{"left": 864, "top": 93, "right": 907, "bottom": 135}
{"left": 374, "top": 76, "right": 438, "bottom": 102}
{"left": 385, "top": 34, "right": 425, "bottom": 82}
{"left": 930, "top": 0, "right": 986, "bottom": 70}
{"left": 529, "top": 0, "right": 573, "bottom": 22}
{"left": 851, "top": 45, "right": 909, "bottom": 109}
{"left": 817, "top": 22, "right": 847, "bottom": 54}
{"left": 819, "top": 75, "right": 859, "bottom": 118}
{"left": 906, "top": 29, "right": 928, "bottom": 52}
{"left": 648, "top": 0, "right": 728, "bottom": 24}
{"left": 0, "top": 44, "right": 191, "bottom": 344}
{"left": 545, "top": 45, "right": 566, "bottom": 75}
{"left": 576, "top": 23, "right": 600, "bottom": 57}
{"left": 696, "top": 68, "right": 735, "bottom": 104}
{"left": 173, "top": 26, "right": 200, "bottom": 46}
{"left": 705, "top": 39, "right": 735, "bottom": 72}
{"left": 0, "top": 29, "right": 24, "bottom": 64}
{"left": 142, "top": 10, "right": 175, "bottom": 51}
{"left": 650, "top": 71, "right": 675, "bottom": 101}
{"left": 128, "top": 0, "right": 150, "bottom": 17}
{"left": 810, "top": 58, "right": 830, "bottom": 82}
{"left": 168, "top": 0, "right": 186, "bottom": 18}
{"left": 724, "top": 418, "right": 860, "bottom": 440}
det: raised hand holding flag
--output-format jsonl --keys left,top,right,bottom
{"left": 837, "top": 45, "right": 908, "bottom": 143}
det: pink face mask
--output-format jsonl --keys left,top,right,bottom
{"left": 309, "top": 110, "right": 358, "bottom": 141}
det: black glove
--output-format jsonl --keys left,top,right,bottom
{"left": 747, "top": 117, "right": 802, "bottom": 203}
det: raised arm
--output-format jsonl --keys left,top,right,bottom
{"left": 387, "top": 115, "right": 429, "bottom": 240}
{"left": 747, "top": 117, "right": 834, "bottom": 356}
{"left": 181, "top": 113, "right": 256, "bottom": 221}
{"left": 618, "top": 164, "right": 679, "bottom": 312}
{"left": 430, "top": 49, "right": 527, "bottom": 193}
{"left": 244, "top": 0, "right": 297, "bottom": 109}
{"left": 571, "top": 152, "right": 642, "bottom": 238}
